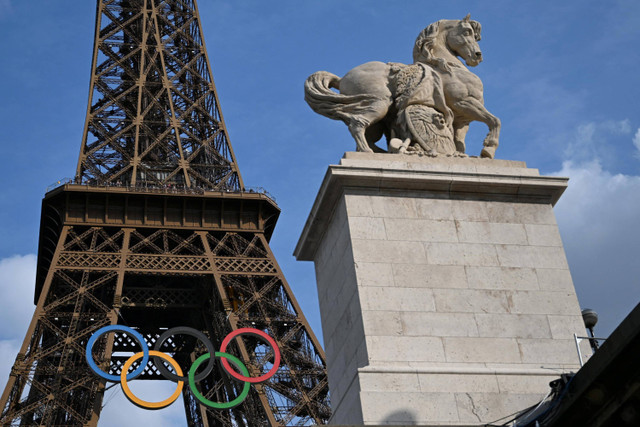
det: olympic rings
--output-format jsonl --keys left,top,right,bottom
{"left": 189, "top": 352, "right": 250, "bottom": 409}
{"left": 121, "top": 351, "right": 184, "bottom": 410}
{"left": 220, "top": 328, "right": 281, "bottom": 383}
{"left": 153, "top": 327, "right": 216, "bottom": 382}
{"left": 86, "top": 325, "right": 149, "bottom": 382}
{"left": 85, "top": 326, "right": 280, "bottom": 410}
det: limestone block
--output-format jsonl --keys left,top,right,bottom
{"left": 475, "top": 313, "right": 552, "bottom": 339}
{"left": 384, "top": 217, "right": 458, "bottom": 243}
{"left": 344, "top": 193, "right": 376, "bottom": 217}
{"left": 352, "top": 239, "right": 427, "bottom": 264}
{"left": 510, "top": 291, "right": 582, "bottom": 315}
{"left": 360, "top": 392, "right": 460, "bottom": 424}
{"left": 349, "top": 216, "right": 387, "bottom": 240}
{"left": 315, "top": 217, "right": 349, "bottom": 272}
{"left": 417, "top": 373, "right": 500, "bottom": 393}
{"left": 362, "top": 310, "right": 403, "bottom": 336}
{"left": 332, "top": 257, "right": 358, "bottom": 305}
{"left": 496, "top": 245, "right": 569, "bottom": 269}
{"left": 532, "top": 246, "right": 570, "bottom": 269}
{"left": 513, "top": 203, "right": 557, "bottom": 225}
{"left": 354, "top": 262, "right": 394, "bottom": 287}
{"left": 494, "top": 245, "right": 536, "bottom": 268}
{"left": 359, "top": 286, "right": 435, "bottom": 312}
{"left": 331, "top": 375, "right": 364, "bottom": 424}
{"left": 392, "top": 264, "right": 467, "bottom": 289}
{"left": 443, "top": 337, "right": 521, "bottom": 363}
{"left": 414, "top": 197, "right": 454, "bottom": 220}
{"left": 485, "top": 202, "right": 519, "bottom": 224}
{"left": 455, "top": 221, "right": 528, "bottom": 245}
{"left": 496, "top": 374, "right": 558, "bottom": 394}
{"left": 328, "top": 338, "right": 368, "bottom": 406}
{"left": 524, "top": 224, "right": 564, "bottom": 246}
{"left": 322, "top": 289, "right": 361, "bottom": 352}
{"left": 451, "top": 199, "right": 489, "bottom": 222}
{"left": 400, "top": 311, "right": 479, "bottom": 337}
{"left": 426, "top": 242, "right": 499, "bottom": 266}
{"left": 359, "top": 372, "right": 421, "bottom": 393}
{"left": 315, "top": 257, "right": 356, "bottom": 334}
{"left": 455, "top": 392, "right": 545, "bottom": 424}
{"left": 465, "top": 266, "right": 539, "bottom": 291}
{"left": 547, "top": 314, "right": 589, "bottom": 339}
{"left": 367, "top": 336, "right": 446, "bottom": 363}
{"left": 536, "top": 268, "right": 575, "bottom": 292}
{"left": 434, "top": 288, "right": 509, "bottom": 314}
{"left": 365, "top": 194, "right": 419, "bottom": 219}
{"left": 517, "top": 339, "right": 581, "bottom": 365}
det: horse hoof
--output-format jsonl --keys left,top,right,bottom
{"left": 480, "top": 146, "right": 495, "bottom": 159}
{"left": 356, "top": 146, "right": 374, "bottom": 153}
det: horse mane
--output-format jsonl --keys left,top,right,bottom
{"left": 412, "top": 18, "right": 482, "bottom": 64}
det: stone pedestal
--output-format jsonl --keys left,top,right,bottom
{"left": 294, "top": 153, "right": 589, "bottom": 426}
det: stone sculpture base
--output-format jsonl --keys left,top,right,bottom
{"left": 294, "top": 153, "right": 589, "bottom": 425}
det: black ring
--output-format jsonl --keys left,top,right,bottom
{"left": 153, "top": 327, "right": 216, "bottom": 382}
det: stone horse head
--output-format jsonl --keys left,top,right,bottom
{"left": 413, "top": 14, "right": 483, "bottom": 68}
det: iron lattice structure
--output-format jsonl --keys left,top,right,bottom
{"left": 0, "top": 1, "right": 330, "bottom": 426}
{"left": 76, "top": 0, "right": 242, "bottom": 191}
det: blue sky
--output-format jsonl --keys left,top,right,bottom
{"left": 1, "top": 0, "right": 639, "bottom": 424}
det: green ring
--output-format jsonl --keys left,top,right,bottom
{"left": 188, "top": 351, "right": 250, "bottom": 409}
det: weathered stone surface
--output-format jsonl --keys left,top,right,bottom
{"left": 443, "top": 337, "right": 522, "bottom": 363}
{"left": 455, "top": 393, "right": 547, "bottom": 424}
{"left": 360, "top": 286, "right": 436, "bottom": 312}
{"left": 400, "top": 311, "right": 479, "bottom": 337}
{"left": 433, "top": 288, "right": 510, "bottom": 313}
{"left": 355, "top": 262, "right": 395, "bottom": 287}
{"left": 536, "top": 268, "right": 575, "bottom": 291}
{"left": 466, "top": 266, "right": 539, "bottom": 290}
{"left": 392, "top": 264, "right": 467, "bottom": 289}
{"left": 367, "top": 335, "right": 446, "bottom": 363}
{"left": 385, "top": 218, "right": 458, "bottom": 243}
{"left": 475, "top": 313, "right": 552, "bottom": 339}
{"left": 361, "top": 392, "right": 460, "bottom": 424}
{"left": 295, "top": 156, "right": 584, "bottom": 425}
{"left": 426, "top": 242, "right": 500, "bottom": 266}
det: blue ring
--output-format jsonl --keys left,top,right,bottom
{"left": 85, "top": 325, "right": 149, "bottom": 382}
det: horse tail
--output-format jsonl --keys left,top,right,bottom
{"left": 304, "top": 71, "right": 383, "bottom": 125}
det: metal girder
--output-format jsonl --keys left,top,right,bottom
{"left": 1, "top": 219, "right": 331, "bottom": 425}
{"left": 1, "top": 0, "right": 330, "bottom": 425}
{"left": 75, "top": 0, "right": 243, "bottom": 191}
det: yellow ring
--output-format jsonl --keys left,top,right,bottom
{"left": 120, "top": 350, "right": 184, "bottom": 409}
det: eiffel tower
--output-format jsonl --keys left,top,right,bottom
{"left": 0, "top": 1, "right": 330, "bottom": 425}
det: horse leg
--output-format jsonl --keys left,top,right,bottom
{"left": 365, "top": 122, "right": 387, "bottom": 153}
{"left": 348, "top": 122, "right": 374, "bottom": 152}
{"left": 453, "top": 121, "right": 470, "bottom": 155}
{"left": 452, "top": 97, "right": 501, "bottom": 158}
{"left": 347, "top": 99, "right": 392, "bottom": 153}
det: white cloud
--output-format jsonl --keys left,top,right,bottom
{"left": 0, "top": 255, "right": 37, "bottom": 340}
{"left": 553, "top": 159, "right": 640, "bottom": 336}
{"left": 563, "top": 119, "right": 633, "bottom": 166}
{"left": 0, "top": 255, "right": 187, "bottom": 425}
{"left": 600, "top": 119, "right": 632, "bottom": 135}
{"left": 0, "top": 339, "right": 21, "bottom": 394}
{"left": 0, "top": 255, "right": 42, "bottom": 417}
{"left": 99, "top": 381, "right": 186, "bottom": 426}
{"left": 633, "top": 128, "right": 640, "bottom": 157}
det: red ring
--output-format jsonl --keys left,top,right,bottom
{"left": 220, "top": 328, "right": 281, "bottom": 383}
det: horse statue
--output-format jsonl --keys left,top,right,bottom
{"left": 304, "top": 14, "right": 501, "bottom": 158}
